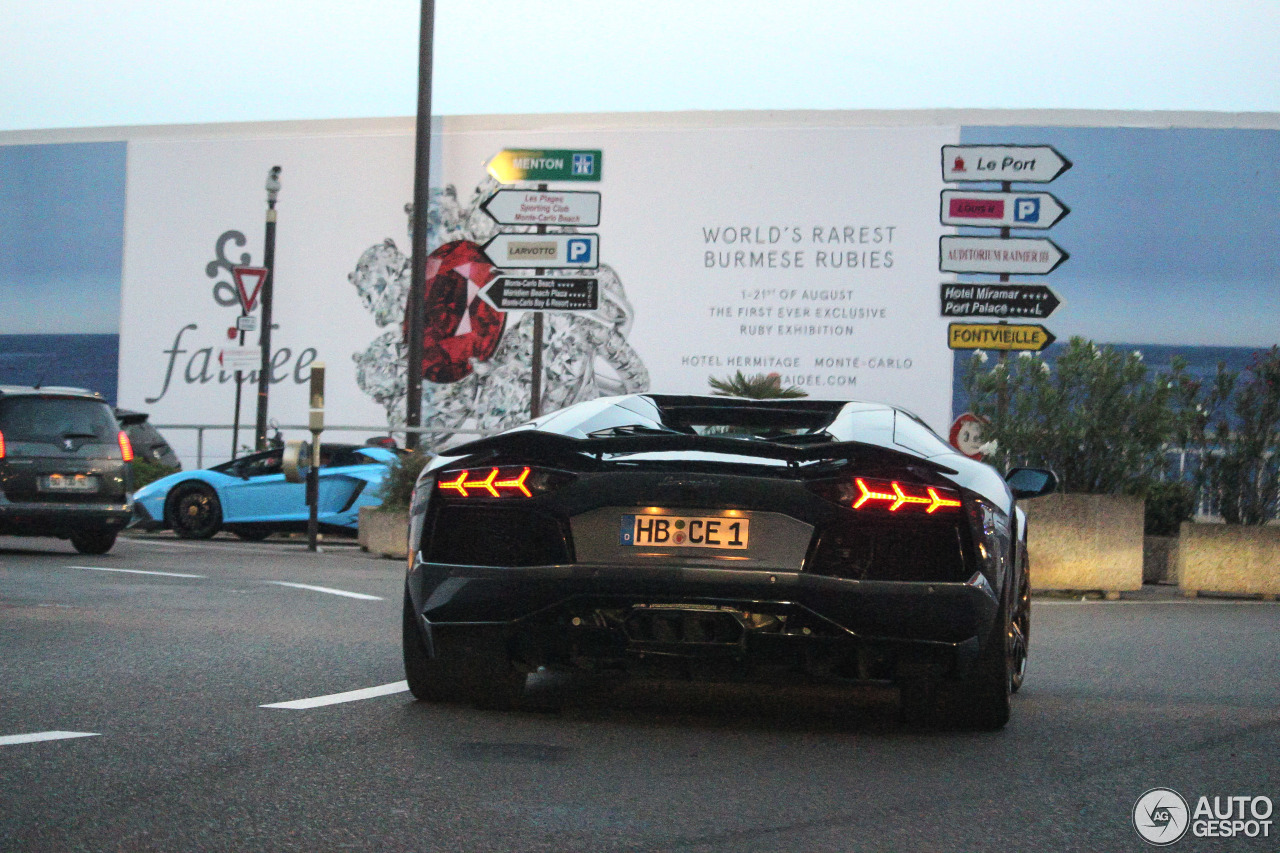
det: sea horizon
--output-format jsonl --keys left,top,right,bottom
{"left": 0, "top": 333, "right": 119, "bottom": 405}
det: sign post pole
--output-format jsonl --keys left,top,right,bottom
{"left": 254, "top": 166, "right": 281, "bottom": 451}
{"left": 229, "top": 266, "right": 266, "bottom": 460}
{"left": 531, "top": 184, "right": 547, "bottom": 420}
{"left": 404, "top": 0, "right": 436, "bottom": 452}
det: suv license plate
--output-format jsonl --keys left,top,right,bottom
{"left": 620, "top": 514, "right": 749, "bottom": 549}
{"left": 39, "top": 474, "right": 100, "bottom": 493}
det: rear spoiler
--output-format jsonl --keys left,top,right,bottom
{"left": 441, "top": 430, "right": 958, "bottom": 475}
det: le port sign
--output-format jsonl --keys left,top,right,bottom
{"left": 942, "top": 145, "right": 1071, "bottom": 183}
{"left": 948, "top": 322, "right": 1056, "bottom": 352}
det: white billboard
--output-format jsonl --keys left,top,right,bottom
{"left": 117, "top": 117, "right": 959, "bottom": 464}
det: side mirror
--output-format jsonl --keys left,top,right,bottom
{"left": 282, "top": 440, "right": 311, "bottom": 484}
{"left": 1006, "top": 467, "right": 1058, "bottom": 499}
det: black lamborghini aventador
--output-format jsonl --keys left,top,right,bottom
{"left": 402, "top": 395, "right": 1056, "bottom": 729}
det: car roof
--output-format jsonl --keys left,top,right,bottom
{"left": 0, "top": 385, "right": 107, "bottom": 401}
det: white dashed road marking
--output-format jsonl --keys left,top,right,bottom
{"left": 0, "top": 731, "right": 100, "bottom": 746}
{"left": 264, "top": 581, "right": 383, "bottom": 601}
{"left": 261, "top": 681, "right": 409, "bottom": 709}
{"left": 70, "top": 565, "right": 206, "bottom": 579}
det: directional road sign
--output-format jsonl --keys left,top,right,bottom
{"left": 939, "top": 236, "right": 1068, "bottom": 275}
{"left": 486, "top": 149, "right": 603, "bottom": 184}
{"left": 948, "top": 323, "right": 1056, "bottom": 352}
{"left": 940, "top": 190, "right": 1069, "bottom": 229}
{"left": 480, "top": 277, "right": 599, "bottom": 311}
{"left": 220, "top": 346, "right": 263, "bottom": 372}
{"left": 482, "top": 189, "right": 601, "bottom": 227}
{"left": 482, "top": 233, "right": 600, "bottom": 269}
{"left": 939, "top": 283, "right": 1062, "bottom": 319}
{"left": 942, "top": 145, "right": 1071, "bottom": 183}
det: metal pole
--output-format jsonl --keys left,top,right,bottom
{"left": 530, "top": 183, "right": 547, "bottom": 419}
{"left": 255, "top": 166, "right": 282, "bottom": 450}
{"left": 996, "top": 180, "right": 1011, "bottom": 421}
{"left": 405, "top": 0, "right": 436, "bottom": 450}
{"left": 231, "top": 323, "right": 246, "bottom": 458}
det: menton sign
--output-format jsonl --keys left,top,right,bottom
{"left": 486, "top": 149, "right": 603, "bottom": 183}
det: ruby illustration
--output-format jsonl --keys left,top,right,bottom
{"left": 413, "top": 240, "right": 507, "bottom": 383}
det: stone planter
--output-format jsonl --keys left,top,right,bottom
{"left": 1143, "top": 535, "right": 1180, "bottom": 585}
{"left": 358, "top": 506, "right": 409, "bottom": 560}
{"left": 1021, "top": 493, "right": 1144, "bottom": 599}
{"left": 1177, "top": 522, "right": 1280, "bottom": 600}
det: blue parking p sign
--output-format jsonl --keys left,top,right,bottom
{"left": 567, "top": 238, "right": 593, "bottom": 264}
{"left": 1014, "top": 197, "right": 1041, "bottom": 223}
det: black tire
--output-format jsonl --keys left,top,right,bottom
{"left": 402, "top": 590, "right": 526, "bottom": 709}
{"left": 233, "top": 525, "right": 272, "bottom": 542}
{"left": 166, "top": 482, "right": 222, "bottom": 540}
{"left": 70, "top": 528, "right": 118, "bottom": 555}
{"left": 1009, "top": 558, "right": 1031, "bottom": 694}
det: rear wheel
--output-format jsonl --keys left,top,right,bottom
{"left": 402, "top": 591, "right": 526, "bottom": 709}
{"left": 70, "top": 528, "right": 117, "bottom": 555}
{"left": 167, "top": 483, "right": 222, "bottom": 540}
{"left": 1009, "top": 561, "right": 1031, "bottom": 694}
{"left": 900, "top": 595, "right": 1013, "bottom": 731}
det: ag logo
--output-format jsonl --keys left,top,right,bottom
{"left": 1134, "top": 788, "right": 1190, "bottom": 846}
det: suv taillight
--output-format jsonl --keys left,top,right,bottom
{"left": 118, "top": 431, "right": 134, "bottom": 462}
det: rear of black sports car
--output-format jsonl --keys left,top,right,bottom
{"left": 403, "top": 395, "right": 1048, "bottom": 729}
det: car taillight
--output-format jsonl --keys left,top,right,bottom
{"left": 434, "top": 466, "right": 573, "bottom": 499}
{"left": 809, "top": 476, "right": 963, "bottom": 514}
{"left": 118, "top": 431, "right": 134, "bottom": 462}
{"left": 0, "top": 429, "right": 5, "bottom": 459}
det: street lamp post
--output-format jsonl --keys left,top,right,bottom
{"left": 254, "top": 166, "right": 281, "bottom": 450}
{"left": 405, "top": 0, "right": 435, "bottom": 450}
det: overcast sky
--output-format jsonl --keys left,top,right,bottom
{"left": 2, "top": 0, "right": 1279, "bottom": 131}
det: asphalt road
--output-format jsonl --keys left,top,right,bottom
{"left": 1, "top": 533, "right": 1276, "bottom": 852}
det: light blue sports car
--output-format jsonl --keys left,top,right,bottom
{"left": 131, "top": 443, "right": 398, "bottom": 540}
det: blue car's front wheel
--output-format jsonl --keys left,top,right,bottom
{"left": 167, "top": 482, "right": 222, "bottom": 540}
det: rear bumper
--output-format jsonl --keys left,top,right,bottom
{"left": 0, "top": 499, "right": 133, "bottom": 536}
{"left": 408, "top": 560, "right": 1000, "bottom": 680}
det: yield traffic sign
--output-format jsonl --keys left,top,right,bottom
{"left": 942, "top": 145, "right": 1072, "bottom": 183}
{"left": 231, "top": 266, "right": 268, "bottom": 313}
{"left": 940, "top": 190, "right": 1069, "bottom": 229}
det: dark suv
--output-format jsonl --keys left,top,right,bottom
{"left": 0, "top": 386, "right": 134, "bottom": 554}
